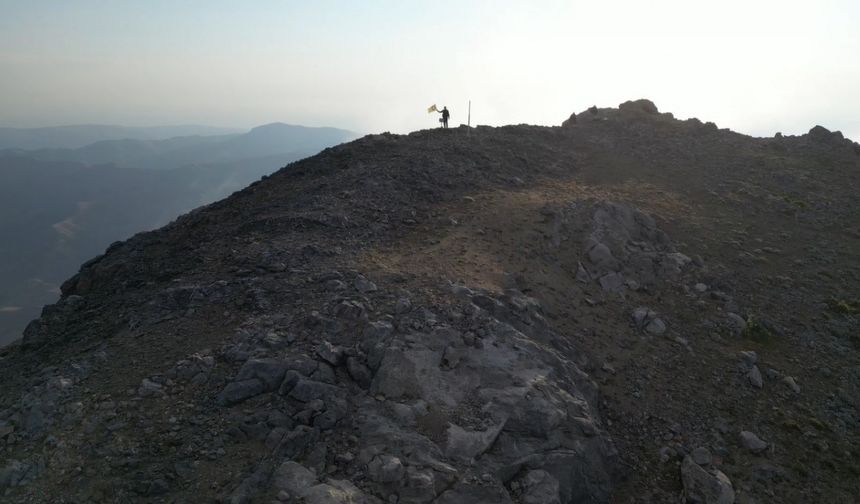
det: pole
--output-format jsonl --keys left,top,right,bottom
{"left": 468, "top": 100, "right": 471, "bottom": 127}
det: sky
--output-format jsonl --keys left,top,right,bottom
{"left": 1, "top": 0, "right": 859, "bottom": 141}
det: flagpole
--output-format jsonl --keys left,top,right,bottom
{"left": 468, "top": 100, "right": 471, "bottom": 127}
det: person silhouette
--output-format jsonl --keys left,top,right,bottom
{"left": 439, "top": 106, "right": 450, "bottom": 129}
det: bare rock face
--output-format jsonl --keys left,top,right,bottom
{"left": 362, "top": 285, "right": 616, "bottom": 503}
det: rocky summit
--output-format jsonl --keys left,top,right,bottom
{"left": 1, "top": 99, "right": 859, "bottom": 503}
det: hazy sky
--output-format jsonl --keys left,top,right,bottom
{"left": 1, "top": 1, "right": 858, "bottom": 140}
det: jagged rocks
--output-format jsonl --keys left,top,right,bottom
{"left": 354, "top": 274, "right": 378, "bottom": 293}
{"left": 218, "top": 351, "right": 350, "bottom": 405}
{"left": 644, "top": 317, "right": 667, "bottom": 335}
{"left": 20, "top": 294, "right": 86, "bottom": 349}
{"left": 726, "top": 313, "right": 747, "bottom": 335}
{"left": 573, "top": 99, "right": 668, "bottom": 125}
{"left": 302, "top": 479, "right": 370, "bottom": 504}
{"left": 228, "top": 463, "right": 272, "bottom": 504}
{"left": 435, "top": 482, "right": 514, "bottom": 504}
{"left": 272, "top": 461, "right": 317, "bottom": 496}
{"left": 137, "top": 378, "right": 165, "bottom": 398}
{"left": 739, "top": 431, "right": 768, "bottom": 453}
{"left": 738, "top": 351, "right": 757, "bottom": 366}
{"left": 587, "top": 242, "right": 617, "bottom": 269}
{"left": 517, "top": 469, "right": 562, "bottom": 504}
{"left": 358, "top": 286, "right": 614, "bottom": 503}
{"left": 275, "top": 425, "right": 319, "bottom": 459}
{"left": 561, "top": 112, "right": 577, "bottom": 127}
{"left": 209, "top": 285, "right": 612, "bottom": 504}
{"left": 235, "top": 358, "right": 288, "bottom": 390}
{"left": 747, "top": 366, "right": 764, "bottom": 388}
{"left": 398, "top": 467, "right": 437, "bottom": 503}
{"left": 272, "top": 461, "right": 373, "bottom": 504}
{"left": 333, "top": 300, "right": 367, "bottom": 322}
{"left": 367, "top": 454, "right": 405, "bottom": 483}
{"left": 217, "top": 359, "right": 288, "bottom": 406}
{"left": 313, "top": 397, "right": 348, "bottom": 430}
{"left": 737, "top": 351, "right": 764, "bottom": 388}
{"left": 316, "top": 341, "right": 346, "bottom": 366}
{"left": 691, "top": 447, "right": 713, "bottom": 466}
{"left": 618, "top": 98, "right": 660, "bottom": 115}
{"left": 346, "top": 356, "right": 372, "bottom": 388}
{"left": 782, "top": 376, "right": 801, "bottom": 394}
{"left": 0, "top": 459, "right": 38, "bottom": 488}
{"left": 598, "top": 271, "right": 625, "bottom": 293}
{"left": 444, "top": 422, "right": 505, "bottom": 462}
{"left": 167, "top": 353, "right": 215, "bottom": 385}
{"left": 217, "top": 379, "right": 266, "bottom": 406}
{"left": 278, "top": 370, "right": 302, "bottom": 395}
{"left": 287, "top": 378, "right": 345, "bottom": 403}
{"left": 370, "top": 344, "right": 448, "bottom": 402}
{"left": 806, "top": 125, "right": 848, "bottom": 146}
{"left": 680, "top": 455, "right": 736, "bottom": 504}
{"left": 633, "top": 307, "right": 667, "bottom": 335}
{"left": 550, "top": 200, "right": 690, "bottom": 292}
{"left": 0, "top": 421, "right": 13, "bottom": 439}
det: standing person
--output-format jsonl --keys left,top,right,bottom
{"left": 439, "top": 106, "right": 450, "bottom": 129}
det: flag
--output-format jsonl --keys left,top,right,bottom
{"left": 427, "top": 104, "right": 438, "bottom": 113}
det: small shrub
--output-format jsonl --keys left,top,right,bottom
{"left": 782, "top": 195, "right": 808, "bottom": 209}
{"left": 742, "top": 315, "right": 771, "bottom": 341}
{"left": 827, "top": 298, "right": 860, "bottom": 315}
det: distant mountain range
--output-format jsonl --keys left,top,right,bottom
{"left": 0, "top": 123, "right": 358, "bottom": 345}
{"left": 0, "top": 123, "right": 355, "bottom": 170}
{"left": 0, "top": 124, "right": 244, "bottom": 150}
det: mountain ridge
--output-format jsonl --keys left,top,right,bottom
{"left": 1, "top": 100, "right": 858, "bottom": 503}
{"left": 0, "top": 123, "right": 358, "bottom": 170}
{"left": 0, "top": 124, "right": 245, "bottom": 150}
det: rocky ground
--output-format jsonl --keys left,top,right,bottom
{"left": 1, "top": 100, "right": 858, "bottom": 503}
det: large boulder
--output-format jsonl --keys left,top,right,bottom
{"left": 681, "top": 456, "right": 735, "bottom": 504}
{"left": 217, "top": 379, "right": 266, "bottom": 406}
{"left": 618, "top": 98, "right": 660, "bottom": 115}
{"left": 807, "top": 125, "right": 844, "bottom": 144}
{"left": 235, "top": 358, "right": 288, "bottom": 390}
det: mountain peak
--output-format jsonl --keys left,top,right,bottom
{"left": 248, "top": 122, "right": 353, "bottom": 134}
{"left": 249, "top": 122, "right": 300, "bottom": 131}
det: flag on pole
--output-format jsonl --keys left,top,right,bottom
{"left": 427, "top": 104, "right": 438, "bottom": 113}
